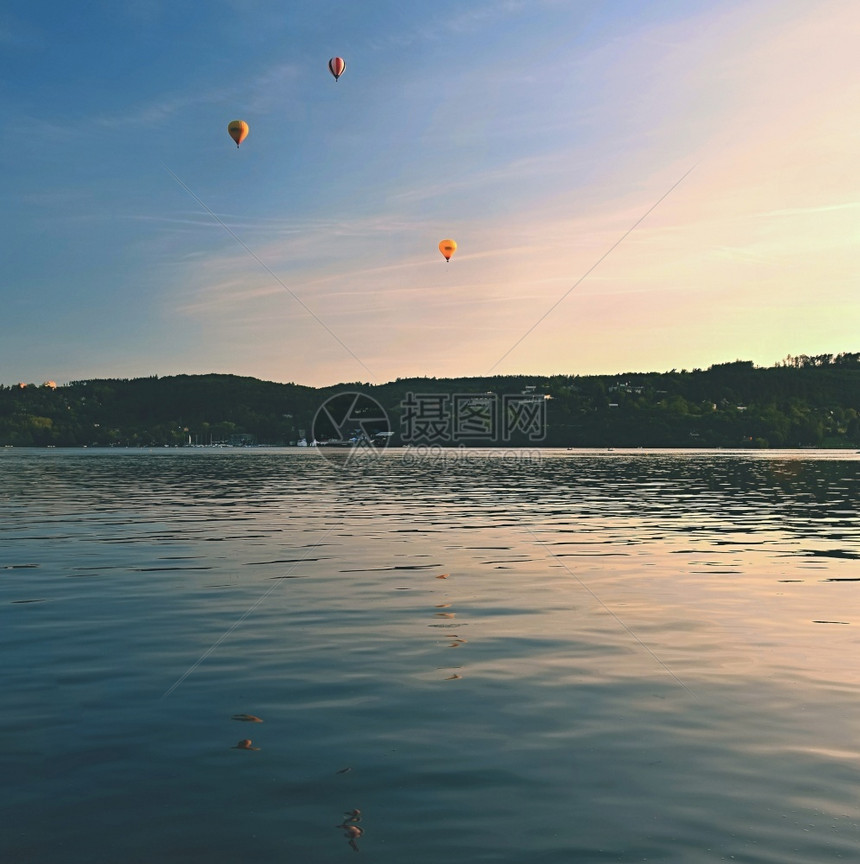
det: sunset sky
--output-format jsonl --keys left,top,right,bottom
{"left": 2, "top": 0, "right": 858, "bottom": 387}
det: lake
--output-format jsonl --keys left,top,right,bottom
{"left": 1, "top": 447, "right": 859, "bottom": 863}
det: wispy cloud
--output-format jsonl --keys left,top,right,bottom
{"left": 368, "top": 0, "right": 555, "bottom": 50}
{"left": 756, "top": 202, "right": 860, "bottom": 219}
{"left": 0, "top": 11, "right": 43, "bottom": 48}
{"left": 93, "top": 90, "right": 232, "bottom": 129}
{"left": 7, "top": 0, "right": 859, "bottom": 387}
{"left": 92, "top": 58, "right": 302, "bottom": 130}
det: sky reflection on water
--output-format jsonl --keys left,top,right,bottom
{"left": 1, "top": 449, "right": 858, "bottom": 863}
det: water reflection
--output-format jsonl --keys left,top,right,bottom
{"left": 0, "top": 449, "right": 858, "bottom": 863}
{"left": 337, "top": 809, "right": 364, "bottom": 851}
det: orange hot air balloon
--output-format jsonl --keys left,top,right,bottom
{"left": 439, "top": 239, "right": 457, "bottom": 262}
{"left": 227, "top": 120, "right": 249, "bottom": 148}
{"left": 328, "top": 57, "right": 346, "bottom": 81}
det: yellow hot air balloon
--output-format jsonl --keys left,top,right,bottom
{"left": 439, "top": 239, "right": 457, "bottom": 262}
{"left": 227, "top": 120, "right": 249, "bottom": 148}
{"left": 328, "top": 57, "right": 346, "bottom": 81}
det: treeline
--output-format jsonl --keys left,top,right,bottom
{"left": 1, "top": 353, "right": 858, "bottom": 448}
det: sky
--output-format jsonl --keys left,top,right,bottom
{"left": 2, "top": 0, "right": 858, "bottom": 388}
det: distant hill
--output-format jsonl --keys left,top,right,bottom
{"left": 2, "top": 353, "right": 858, "bottom": 448}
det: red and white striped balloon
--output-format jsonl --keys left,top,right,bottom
{"left": 328, "top": 57, "right": 346, "bottom": 81}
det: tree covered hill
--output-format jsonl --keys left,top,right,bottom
{"left": 1, "top": 354, "right": 858, "bottom": 448}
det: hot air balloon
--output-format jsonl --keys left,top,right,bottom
{"left": 439, "top": 239, "right": 457, "bottom": 262}
{"left": 227, "top": 120, "right": 249, "bottom": 148}
{"left": 328, "top": 57, "right": 346, "bottom": 81}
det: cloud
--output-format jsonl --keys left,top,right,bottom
{"left": 368, "top": 0, "right": 560, "bottom": 50}
{"left": 91, "top": 58, "right": 302, "bottom": 131}
{"left": 0, "top": 11, "right": 43, "bottom": 48}
{"left": 92, "top": 80, "right": 244, "bottom": 130}
{"left": 45, "top": 0, "right": 857, "bottom": 388}
{"left": 242, "top": 62, "right": 304, "bottom": 114}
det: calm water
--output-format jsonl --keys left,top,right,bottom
{"left": 1, "top": 448, "right": 859, "bottom": 863}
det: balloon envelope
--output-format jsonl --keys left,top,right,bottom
{"left": 328, "top": 57, "right": 345, "bottom": 81}
{"left": 439, "top": 239, "right": 457, "bottom": 261}
{"left": 227, "top": 120, "right": 249, "bottom": 148}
